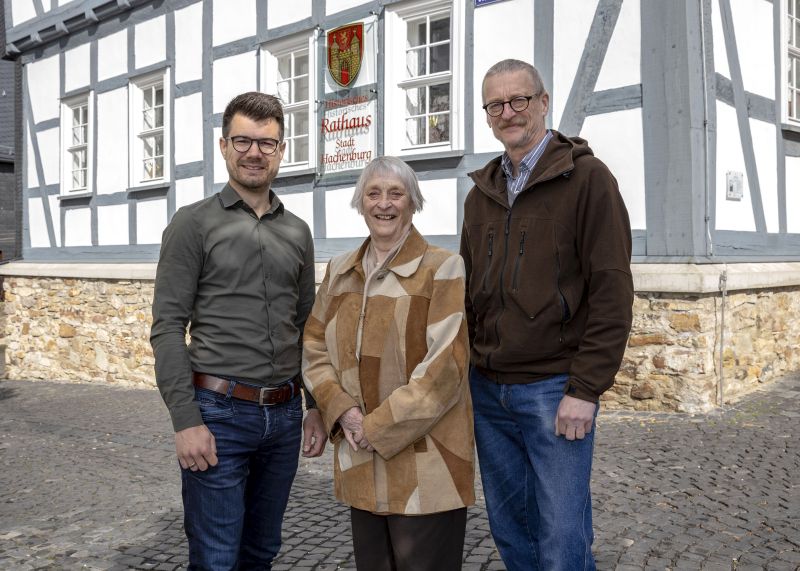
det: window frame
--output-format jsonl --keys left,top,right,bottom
{"left": 384, "top": 0, "right": 465, "bottom": 157}
{"left": 262, "top": 32, "right": 318, "bottom": 174}
{"left": 128, "top": 69, "right": 171, "bottom": 189}
{"left": 788, "top": 0, "right": 800, "bottom": 122}
{"left": 60, "top": 93, "right": 94, "bottom": 196}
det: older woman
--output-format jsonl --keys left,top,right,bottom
{"left": 302, "top": 156, "right": 474, "bottom": 570}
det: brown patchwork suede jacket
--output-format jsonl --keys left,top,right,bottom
{"left": 302, "top": 227, "right": 475, "bottom": 515}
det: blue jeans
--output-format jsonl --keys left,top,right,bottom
{"left": 182, "top": 385, "right": 303, "bottom": 571}
{"left": 470, "top": 368, "right": 597, "bottom": 571}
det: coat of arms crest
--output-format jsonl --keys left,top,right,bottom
{"left": 327, "top": 23, "right": 364, "bottom": 88}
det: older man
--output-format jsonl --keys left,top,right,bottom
{"left": 460, "top": 59, "right": 634, "bottom": 570}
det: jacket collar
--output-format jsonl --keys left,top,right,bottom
{"left": 335, "top": 225, "right": 428, "bottom": 279}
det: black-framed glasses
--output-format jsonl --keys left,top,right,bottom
{"left": 226, "top": 136, "right": 281, "bottom": 155}
{"left": 482, "top": 94, "right": 537, "bottom": 117}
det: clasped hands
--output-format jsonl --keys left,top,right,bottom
{"left": 339, "top": 406, "right": 374, "bottom": 452}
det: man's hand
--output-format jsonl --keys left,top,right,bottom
{"left": 302, "top": 409, "right": 328, "bottom": 457}
{"left": 555, "top": 395, "right": 596, "bottom": 441}
{"left": 175, "top": 424, "right": 218, "bottom": 471}
{"left": 338, "top": 406, "right": 367, "bottom": 452}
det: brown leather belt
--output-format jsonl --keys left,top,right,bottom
{"left": 192, "top": 372, "right": 300, "bottom": 406}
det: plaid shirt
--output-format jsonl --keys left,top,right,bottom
{"left": 501, "top": 129, "right": 553, "bottom": 206}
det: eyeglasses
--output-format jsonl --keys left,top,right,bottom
{"left": 226, "top": 136, "right": 281, "bottom": 155}
{"left": 482, "top": 94, "right": 538, "bottom": 117}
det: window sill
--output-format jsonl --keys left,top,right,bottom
{"left": 781, "top": 122, "right": 800, "bottom": 135}
{"left": 276, "top": 166, "right": 316, "bottom": 180}
{"left": 127, "top": 181, "right": 171, "bottom": 196}
{"left": 397, "top": 148, "right": 464, "bottom": 162}
{"left": 58, "top": 191, "right": 93, "bottom": 202}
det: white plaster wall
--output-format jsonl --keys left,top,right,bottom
{"left": 268, "top": 0, "right": 312, "bottom": 28}
{"left": 711, "top": 0, "right": 730, "bottom": 78}
{"left": 25, "top": 55, "right": 60, "bottom": 123}
{"left": 213, "top": 127, "right": 227, "bottom": 184}
{"left": 64, "top": 208, "right": 92, "bottom": 247}
{"left": 213, "top": 52, "right": 257, "bottom": 114}
{"left": 414, "top": 179, "right": 457, "bottom": 236}
{"left": 174, "top": 93, "right": 204, "bottom": 165}
{"left": 64, "top": 43, "right": 91, "bottom": 93}
{"left": 97, "top": 204, "right": 130, "bottom": 246}
{"left": 135, "top": 15, "right": 167, "bottom": 70}
{"left": 175, "top": 2, "right": 204, "bottom": 84}
{"left": 594, "top": 0, "right": 640, "bottom": 91}
{"left": 10, "top": 0, "right": 37, "bottom": 26}
{"left": 750, "top": 119, "right": 779, "bottom": 233}
{"left": 26, "top": 127, "right": 60, "bottom": 188}
{"left": 214, "top": 0, "right": 257, "bottom": 45}
{"left": 96, "top": 88, "right": 129, "bottom": 195}
{"left": 786, "top": 156, "right": 800, "bottom": 234}
{"left": 325, "top": 187, "right": 368, "bottom": 239}
{"left": 729, "top": 0, "right": 774, "bottom": 100}
{"left": 472, "top": 0, "right": 534, "bottom": 154}
{"left": 580, "top": 109, "right": 646, "bottom": 230}
{"left": 326, "top": 0, "right": 370, "bottom": 15}
{"left": 553, "top": 0, "right": 597, "bottom": 130}
{"left": 26, "top": 197, "right": 49, "bottom": 248}
{"left": 279, "top": 192, "right": 315, "bottom": 238}
{"left": 175, "top": 177, "right": 205, "bottom": 211}
{"left": 98, "top": 30, "right": 128, "bottom": 82}
{"left": 137, "top": 199, "right": 168, "bottom": 244}
{"left": 714, "top": 101, "right": 755, "bottom": 231}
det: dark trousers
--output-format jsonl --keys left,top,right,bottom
{"left": 350, "top": 506, "right": 467, "bottom": 571}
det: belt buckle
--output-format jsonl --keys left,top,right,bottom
{"left": 258, "top": 386, "right": 274, "bottom": 407}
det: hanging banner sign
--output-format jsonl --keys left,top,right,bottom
{"left": 319, "top": 91, "right": 377, "bottom": 177}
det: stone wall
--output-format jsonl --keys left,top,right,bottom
{"left": 2, "top": 272, "right": 800, "bottom": 412}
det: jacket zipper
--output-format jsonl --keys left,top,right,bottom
{"left": 481, "top": 232, "right": 494, "bottom": 292}
{"left": 511, "top": 230, "right": 526, "bottom": 291}
{"left": 555, "top": 244, "right": 569, "bottom": 343}
{"left": 488, "top": 210, "right": 513, "bottom": 370}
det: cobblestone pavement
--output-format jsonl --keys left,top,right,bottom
{"left": 0, "top": 374, "right": 798, "bottom": 570}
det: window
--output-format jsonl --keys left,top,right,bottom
{"left": 263, "top": 34, "right": 317, "bottom": 172}
{"left": 129, "top": 70, "right": 171, "bottom": 187}
{"left": 277, "top": 49, "right": 310, "bottom": 165}
{"left": 790, "top": 0, "right": 800, "bottom": 121}
{"left": 60, "top": 94, "right": 93, "bottom": 195}
{"left": 384, "top": 0, "right": 465, "bottom": 156}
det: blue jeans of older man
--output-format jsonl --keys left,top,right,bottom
{"left": 181, "top": 386, "right": 303, "bottom": 571}
{"left": 470, "top": 368, "right": 597, "bottom": 571}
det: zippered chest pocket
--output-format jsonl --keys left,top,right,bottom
{"left": 506, "top": 219, "right": 559, "bottom": 320}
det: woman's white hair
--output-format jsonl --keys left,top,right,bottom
{"left": 350, "top": 156, "right": 425, "bottom": 214}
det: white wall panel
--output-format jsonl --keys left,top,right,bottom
{"left": 27, "top": 197, "right": 49, "bottom": 248}
{"left": 135, "top": 15, "right": 167, "bottom": 70}
{"left": 711, "top": 0, "right": 730, "bottom": 79}
{"left": 472, "top": 0, "right": 534, "bottom": 154}
{"left": 213, "top": 127, "right": 227, "bottom": 184}
{"left": 25, "top": 123, "right": 37, "bottom": 188}
{"left": 64, "top": 208, "right": 92, "bottom": 246}
{"left": 326, "top": 0, "right": 369, "bottom": 15}
{"left": 137, "top": 199, "right": 168, "bottom": 244}
{"left": 48, "top": 195, "right": 61, "bottom": 247}
{"left": 36, "top": 128, "right": 60, "bottom": 186}
{"left": 64, "top": 44, "right": 91, "bottom": 93}
{"left": 750, "top": 119, "right": 779, "bottom": 233}
{"left": 97, "top": 204, "right": 130, "bottom": 246}
{"left": 213, "top": 52, "right": 257, "bottom": 113}
{"left": 594, "top": 0, "right": 640, "bottom": 91}
{"left": 10, "top": 0, "right": 37, "bottom": 26}
{"left": 213, "top": 0, "right": 257, "bottom": 45}
{"left": 414, "top": 179, "right": 457, "bottom": 236}
{"left": 174, "top": 93, "right": 204, "bottom": 165}
{"left": 268, "top": 0, "right": 312, "bottom": 28}
{"left": 786, "top": 156, "right": 800, "bottom": 234}
{"left": 325, "top": 187, "right": 368, "bottom": 239}
{"left": 96, "top": 88, "right": 130, "bottom": 195}
{"left": 714, "top": 101, "right": 755, "bottom": 231}
{"left": 98, "top": 30, "right": 128, "bottom": 82}
{"left": 25, "top": 55, "right": 60, "bottom": 122}
{"left": 175, "top": 2, "right": 204, "bottom": 83}
{"left": 279, "top": 192, "right": 315, "bottom": 238}
{"left": 729, "top": 0, "right": 774, "bottom": 100}
{"left": 175, "top": 177, "right": 205, "bottom": 212}
{"left": 553, "top": 0, "right": 596, "bottom": 129}
{"left": 580, "top": 109, "right": 646, "bottom": 230}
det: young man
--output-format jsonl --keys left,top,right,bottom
{"left": 460, "top": 59, "right": 634, "bottom": 570}
{"left": 151, "top": 92, "right": 326, "bottom": 570}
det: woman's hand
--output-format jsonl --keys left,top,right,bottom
{"left": 338, "top": 407, "right": 374, "bottom": 452}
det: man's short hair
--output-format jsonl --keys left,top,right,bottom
{"left": 351, "top": 156, "right": 425, "bottom": 215}
{"left": 482, "top": 59, "right": 545, "bottom": 100}
{"left": 222, "top": 92, "right": 285, "bottom": 140}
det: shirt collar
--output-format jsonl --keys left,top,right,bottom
{"left": 501, "top": 129, "right": 552, "bottom": 179}
{"left": 219, "top": 183, "right": 283, "bottom": 215}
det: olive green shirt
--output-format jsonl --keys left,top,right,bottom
{"left": 150, "top": 184, "right": 316, "bottom": 432}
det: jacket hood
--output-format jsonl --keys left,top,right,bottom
{"left": 469, "top": 130, "right": 594, "bottom": 206}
